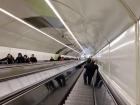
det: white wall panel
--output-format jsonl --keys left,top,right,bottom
{"left": 95, "top": 25, "right": 137, "bottom": 104}
{"left": 97, "top": 45, "right": 110, "bottom": 75}
{"left": 110, "top": 26, "right": 136, "bottom": 101}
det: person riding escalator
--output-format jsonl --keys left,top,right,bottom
{"left": 0, "top": 53, "right": 14, "bottom": 64}
{"left": 15, "top": 53, "right": 25, "bottom": 64}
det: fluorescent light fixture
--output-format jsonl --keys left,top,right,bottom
{"left": 0, "top": 8, "right": 80, "bottom": 54}
{"left": 45, "top": 0, "right": 85, "bottom": 53}
{"left": 110, "top": 40, "right": 134, "bottom": 52}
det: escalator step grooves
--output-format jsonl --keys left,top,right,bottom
{"left": 63, "top": 72, "right": 94, "bottom": 105}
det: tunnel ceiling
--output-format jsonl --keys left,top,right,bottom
{"left": 0, "top": 0, "right": 80, "bottom": 56}
{"left": 0, "top": 0, "right": 140, "bottom": 56}
{"left": 50, "top": 0, "right": 140, "bottom": 54}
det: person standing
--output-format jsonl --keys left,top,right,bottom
{"left": 30, "top": 54, "right": 37, "bottom": 63}
{"left": 0, "top": 54, "right": 14, "bottom": 64}
{"left": 23, "top": 55, "right": 30, "bottom": 63}
{"left": 15, "top": 53, "right": 25, "bottom": 64}
{"left": 83, "top": 58, "right": 98, "bottom": 85}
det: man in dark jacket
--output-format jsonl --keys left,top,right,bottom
{"left": 0, "top": 54, "right": 14, "bottom": 64}
{"left": 84, "top": 58, "right": 98, "bottom": 85}
{"left": 15, "top": 53, "right": 25, "bottom": 63}
{"left": 30, "top": 54, "right": 37, "bottom": 63}
{"left": 23, "top": 55, "right": 30, "bottom": 63}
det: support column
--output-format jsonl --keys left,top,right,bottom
{"left": 106, "top": 40, "right": 111, "bottom": 77}
{"left": 135, "top": 21, "right": 140, "bottom": 105}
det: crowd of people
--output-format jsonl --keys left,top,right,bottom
{"left": 0, "top": 53, "right": 79, "bottom": 65}
{"left": 0, "top": 53, "right": 37, "bottom": 64}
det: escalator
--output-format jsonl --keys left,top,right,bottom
{"left": 0, "top": 62, "right": 126, "bottom": 105}
{"left": 0, "top": 61, "right": 84, "bottom": 105}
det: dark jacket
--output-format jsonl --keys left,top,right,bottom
{"left": 84, "top": 62, "right": 98, "bottom": 76}
{"left": 30, "top": 57, "right": 37, "bottom": 63}
{"left": 0, "top": 57, "right": 14, "bottom": 64}
{"left": 24, "top": 58, "right": 30, "bottom": 63}
{"left": 15, "top": 57, "right": 25, "bottom": 63}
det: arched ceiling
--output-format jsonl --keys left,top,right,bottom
{"left": 48, "top": 0, "right": 140, "bottom": 54}
{"left": 0, "top": 0, "right": 81, "bottom": 56}
{"left": 0, "top": 0, "right": 140, "bottom": 56}
{"left": 49, "top": 0, "right": 138, "bottom": 54}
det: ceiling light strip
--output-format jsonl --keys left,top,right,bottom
{"left": 0, "top": 8, "right": 80, "bottom": 54}
{"left": 45, "top": 0, "right": 85, "bottom": 53}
